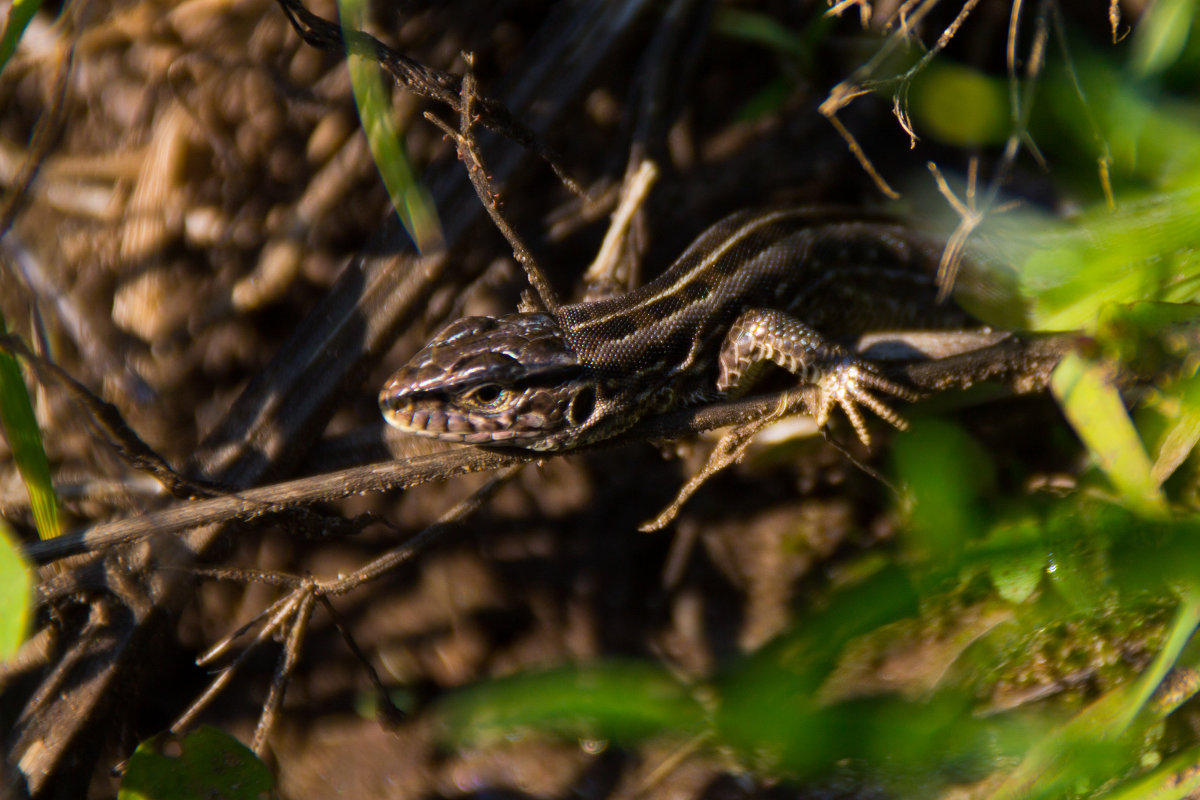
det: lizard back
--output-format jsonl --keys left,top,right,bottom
{"left": 558, "top": 207, "right": 972, "bottom": 409}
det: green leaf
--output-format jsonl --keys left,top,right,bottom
{"left": 1051, "top": 351, "right": 1168, "bottom": 518}
{"left": 981, "top": 516, "right": 1046, "bottom": 605}
{"left": 910, "top": 62, "right": 1009, "bottom": 146}
{"left": 0, "top": 315, "right": 61, "bottom": 540}
{"left": 723, "top": 691, "right": 1018, "bottom": 782}
{"left": 891, "top": 420, "right": 992, "bottom": 570}
{"left": 118, "top": 727, "right": 274, "bottom": 800}
{"left": 0, "top": 517, "right": 33, "bottom": 660}
{"left": 713, "top": 566, "right": 921, "bottom": 772}
{"left": 1130, "top": 0, "right": 1199, "bottom": 78}
{"left": 0, "top": 0, "right": 41, "bottom": 77}
{"left": 436, "top": 661, "right": 705, "bottom": 746}
{"left": 1099, "top": 740, "right": 1200, "bottom": 800}
{"left": 1041, "top": 499, "right": 1116, "bottom": 613}
{"left": 1148, "top": 370, "right": 1200, "bottom": 485}
{"left": 996, "top": 191, "right": 1200, "bottom": 332}
{"left": 712, "top": 7, "right": 808, "bottom": 59}
{"left": 338, "top": 0, "right": 442, "bottom": 254}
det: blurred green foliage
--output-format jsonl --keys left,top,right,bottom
{"left": 0, "top": 0, "right": 40, "bottom": 77}
{"left": 0, "top": 518, "right": 33, "bottom": 660}
{"left": 338, "top": 0, "right": 442, "bottom": 253}
{"left": 0, "top": 315, "right": 60, "bottom": 540}
{"left": 118, "top": 727, "right": 275, "bottom": 800}
{"left": 431, "top": 7, "right": 1200, "bottom": 798}
{"left": 909, "top": 62, "right": 1010, "bottom": 147}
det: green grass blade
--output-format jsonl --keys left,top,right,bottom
{"left": 1130, "top": 0, "right": 1199, "bottom": 78}
{"left": 1098, "top": 741, "right": 1200, "bottom": 800}
{"left": 1149, "top": 370, "right": 1200, "bottom": 485}
{"left": 0, "top": 0, "right": 41, "bottom": 77}
{"left": 338, "top": 0, "right": 442, "bottom": 254}
{"left": 0, "top": 315, "right": 60, "bottom": 540}
{"left": 712, "top": 7, "right": 808, "bottom": 59}
{"left": 1051, "top": 351, "right": 1168, "bottom": 518}
{"left": 0, "top": 517, "right": 33, "bottom": 659}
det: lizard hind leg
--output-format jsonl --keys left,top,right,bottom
{"left": 716, "top": 308, "right": 919, "bottom": 447}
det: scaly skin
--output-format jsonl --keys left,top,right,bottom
{"left": 380, "top": 208, "right": 976, "bottom": 450}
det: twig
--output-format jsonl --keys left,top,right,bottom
{"left": 584, "top": 159, "right": 659, "bottom": 291}
{"left": 0, "top": 333, "right": 219, "bottom": 500}
{"left": 252, "top": 582, "right": 315, "bottom": 755}
{"left": 169, "top": 591, "right": 303, "bottom": 734}
{"left": 10, "top": 3, "right": 659, "bottom": 790}
{"left": 424, "top": 56, "right": 561, "bottom": 312}
{"left": 820, "top": 94, "right": 900, "bottom": 199}
{"left": 321, "top": 593, "right": 407, "bottom": 726}
{"left": 638, "top": 393, "right": 792, "bottom": 532}
{"left": 168, "top": 466, "right": 522, "bottom": 745}
{"left": 274, "top": 0, "right": 582, "bottom": 196}
{"left": 931, "top": 0, "right": 1049, "bottom": 299}
{"left": 1048, "top": 2, "right": 1116, "bottom": 209}
{"left": 819, "top": 0, "right": 988, "bottom": 200}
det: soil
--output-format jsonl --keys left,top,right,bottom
{"left": 0, "top": 1, "right": 1141, "bottom": 798}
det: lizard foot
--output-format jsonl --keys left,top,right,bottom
{"left": 813, "top": 359, "right": 920, "bottom": 447}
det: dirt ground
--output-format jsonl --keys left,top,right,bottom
{"left": 0, "top": 1, "right": 1142, "bottom": 798}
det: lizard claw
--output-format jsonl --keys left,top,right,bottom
{"left": 813, "top": 359, "right": 919, "bottom": 447}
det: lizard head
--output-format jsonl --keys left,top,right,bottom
{"left": 379, "top": 313, "right": 601, "bottom": 450}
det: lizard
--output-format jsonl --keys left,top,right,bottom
{"left": 379, "top": 206, "right": 980, "bottom": 452}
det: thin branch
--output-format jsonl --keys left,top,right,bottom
{"left": 932, "top": 0, "right": 1050, "bottom": 299}
{"left": 274, "top": 0, "right": 582, "bottom": 196}
{"left": 26, "top": 331, "right": 1076, "bottom": 566}
{"left": 170, "top": 592, "right": 302, "bottom": 733}
{"left": 1109, "top": 0, "right": 1128, "bottom": 43}
{"left": 584, "top": 159, "right": 659, "bottom": 291}
{"left": 319, "top": 463, "right": 522, "bottom": 595}
{"left": 820, "top": 108, "right": 901, "bottom": 199}
{"left": 424, "top": 57, "right": 561, "bottom": 312}
{"left": 0, "top": 333, "right": 220, "bottom": 500}
{"left": 197, "top": 591, "right": 302, "bottom": 668}
{"left": 252, "top": 584, "right": 315, "bottom": 756}
{"left": 320, "top": 593, "right": 407, "bottom": 726}
{"left": 1049, "top": 1, "right": 1116, "bottom": 209}
{"left": 175, "top": 466, "right": 523, "bottom": 745}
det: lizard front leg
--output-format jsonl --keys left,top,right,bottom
{"left": 716, "top": 309, "right": 919, "bottom": 446}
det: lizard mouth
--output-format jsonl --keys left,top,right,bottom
{"left": 379, "top": 385, "right": 571, "bottom": 448}
{"left": 379, "top": 389, "right": 517, "bottom": 444}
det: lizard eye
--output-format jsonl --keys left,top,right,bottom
{"left": 463, "top": 384, "right": 507, "bottom": 408}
